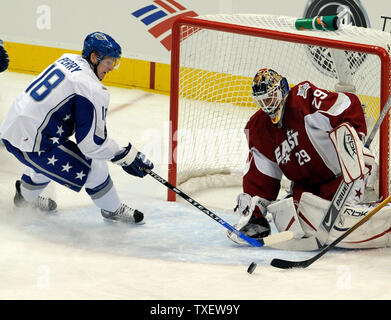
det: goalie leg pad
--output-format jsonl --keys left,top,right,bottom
{"left": 269, "top": 193, "right": 391, "bottom": 250}
{"left": 269, "top": 193, "right": 334, "bottom": 251}
{"left": 267, "top": 197, "right": 305, "bottom": 239}
{"left": 299, "top": 193, "right": 391, "bottom": 248}
{"left": 297, "top": 192, "right": 331, "bottom": 244}
{"left": 267, "top": 235, "right": 322, "bottom": 251}
{"left": 329, "top": 203, "right": 391, "bottom": 248}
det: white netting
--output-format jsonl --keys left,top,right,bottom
{"left": 171, "top": 14, "right": 391, "bottom": 196}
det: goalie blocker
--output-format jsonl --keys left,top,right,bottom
{"left": 329, "top": 122, "right": 375, "bottom": 184}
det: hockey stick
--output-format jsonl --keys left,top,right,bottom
{"left": 146, "top": 169, "right": 294, "bottom": 247}
{"left": 270, "top": 194, "right": 391, "bottom": 269}
{"left": 321, "top": 93, "right": 391, "bottom": 234}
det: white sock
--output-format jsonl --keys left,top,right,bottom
{"left": 92, "top": 185, "right": 121, "bottom": 212}
{"left": 20, "top": 184, "right": 44, "bottom": 202}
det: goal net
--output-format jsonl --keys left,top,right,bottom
{"left": 168, "top": 14, "right": 391, "bottom": 201}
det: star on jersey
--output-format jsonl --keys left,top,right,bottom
{"left": 61, "top": 162, "right": 72, "bottom": 172}
{"left": 56, "top": 125, "right": 64, "bottom": 136}
{"left": 297, "top": 82, "right": 310, "bottom": 99}
{"left": 37, "top": 150, "right": 45, "bottom": 156}
{"left": 63, "top": 114, "right": 71, "bottom": 121}
{"left": 280, "top": 153, "right": 291, "bottom": 165}
{"left": 75, "top": 170, "right": 86, "bottom": 180}
{"left": 47, "top": 155, "right": 58, "bottom": 166}
{"left": 49, "top": 137, "right": 60, "bottom": 144}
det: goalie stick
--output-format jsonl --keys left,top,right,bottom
{"left": 146, "top": 169, "right": 293, "bottom": 247}
{"left": 270, "top": 193, "right": 391, "bottom": 269}
{"left": 321, "top": 93, "right": 391, "bottom": 234}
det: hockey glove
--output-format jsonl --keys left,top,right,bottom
{"left": 234, "top": 193, "right": 270, "bottom": 217}
{"left": 228, "top": 193, "right": 271, "bottom": 245}
{"left": 112, "top": 143, "right": 153, "bottom": 178}
{"left": 0, "top": 40, "right": 9, "bottom": 73}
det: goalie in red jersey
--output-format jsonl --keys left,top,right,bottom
{"left": 228, "top": 68, "right": 391, "bottom": 250}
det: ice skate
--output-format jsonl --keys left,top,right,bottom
{"left": 14, "top": 180, "right": 57, "bottom": 212}
{"left": 101, "top": 203, "right": 144, "bottom": 224}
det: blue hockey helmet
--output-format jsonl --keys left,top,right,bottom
{"left": 82, "top": 32, "right": 121, "bottom": 68}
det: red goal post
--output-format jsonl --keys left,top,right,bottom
{"left": 168, "top": 14, "right": 391, "bottom": 202}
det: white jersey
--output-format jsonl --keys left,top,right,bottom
{"left": 0, "top": 53, "right": 121, "bottom": 160}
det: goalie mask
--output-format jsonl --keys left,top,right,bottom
{"left": 252, "top": 68, "right": 290, "bottom": 125}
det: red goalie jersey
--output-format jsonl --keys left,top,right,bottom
{"left": 244, "top": 81, "right": 367, "bottom": 203}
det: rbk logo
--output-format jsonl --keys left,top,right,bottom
{"left": 132, "top": 0, "right": 198, "bottom": 51}
{"left": 343, "top": 131, "right": 357, "bottom": 160}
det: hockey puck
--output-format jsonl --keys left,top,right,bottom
{"left": 247, "top": 262, "right": 257, "bottom": 274}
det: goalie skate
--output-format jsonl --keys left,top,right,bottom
{"left": 14, "top": 180, "right": 57, "bottom": 212}
{"left": 101, "top": 203, "right": 144, "bottom": 224}
{"left": 227, "top": 215, "right": 271, "bottom": 245}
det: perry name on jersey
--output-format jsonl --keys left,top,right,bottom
{"left": 0, "top": 53, "right": 121, "bottom": 161}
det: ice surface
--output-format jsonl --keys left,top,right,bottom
{"left": 0, "top": 71, "right": 390, "bottom": 300}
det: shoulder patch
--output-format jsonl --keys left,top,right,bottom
{"left": 297, "top": 82, "right": 311, "bottom": 99}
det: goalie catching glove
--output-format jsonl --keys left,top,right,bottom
{"left": 112, "top": 143, "right": 153, "bottom": 177}
{"left": 227, "top": 193, "right": 271, "bottom": 245}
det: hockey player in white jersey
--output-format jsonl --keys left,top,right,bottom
{"left": 0, "top": 32, "right": 153, "bottom": 224}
